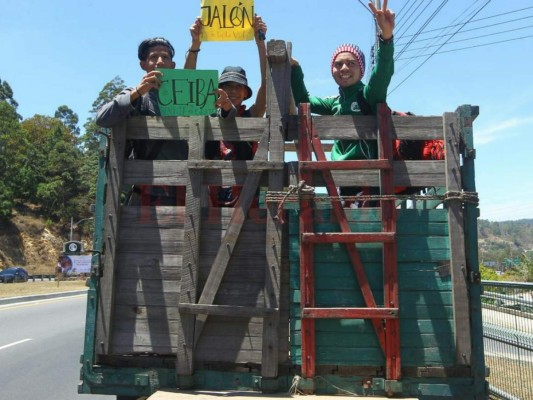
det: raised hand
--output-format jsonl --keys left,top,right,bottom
{"left": 368, "top": 0, "right": 395, "bottom": 39}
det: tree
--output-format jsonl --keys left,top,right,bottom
{"left": 0, "top": 97, "right": 28, "bottom": 216}
{"left": 80, "top": 76, "right": 125, "bottom": 153}
{"left": 21, "top": 115, "right": 87, "bottom": 220}
{"left": 55, "top": 105, "right": 80, "bottom": 136}
{"left": 0, "top": 78, "right": 20, "bottom": 113}
{"left": 78, "top": 76, "right": 126, "bottom": 205}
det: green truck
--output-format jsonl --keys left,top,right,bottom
{"left": 79, "top": 40, "right": 487, "bottom": 399}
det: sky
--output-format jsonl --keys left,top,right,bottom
{"left": 1, "top": 0, "right": 532, "bottom": 222}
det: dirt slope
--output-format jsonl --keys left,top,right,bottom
{"left": 0, "top": 204, "right": 90, "bottom": 275}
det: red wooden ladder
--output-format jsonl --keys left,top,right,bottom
{"left": 297, "top": 103, "right": 401, "bottom": 381}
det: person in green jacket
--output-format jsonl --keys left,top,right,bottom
{"left": 290, "top": 1, "right": 395, "bottom": 205}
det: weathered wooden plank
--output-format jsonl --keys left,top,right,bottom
{"left": 287, "top": 160, "right": 446, "bottom": 187}
{"left": 115, "top": 278, "right": 180, "bottom": 293}
{"left": 176, "top": 117, "right": 205, "bottom": 378}
{"left": 285, "top": 115, "right": 444, "bottom": 141}
{"left": 120, "top": 206, "right": 185, "bottom": 228}
{"left": 193, "top": 128, "right": 271, "bottom": 345}
{"left": 179, "top": 303, "right": 277, "bottom": 318}
{"left": 261, "top": 41, "right": 291, "bottom": 379}
{"left": 116, "top": 252, "right": 181, "bottom": 266}
{"left": 125, "top": 116, "right": 268, "bottom": 140}
{"left": 123, "top": 160, "right": 189, "bottom": 186}
{"left": 114, "top": 304, "right": 181, "bottom": 321}
{"left": 444, "top": 111, "right": 471, "bottom": 366}
{"left": 97, "top": 120, "right": 127, "bottom": 355}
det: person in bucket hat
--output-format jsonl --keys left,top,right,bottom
{"left": 290, "top": 1, "right": 395, "bottom": 207}
{"left": 187, "top": 15, "right": 268, "bottom": 207}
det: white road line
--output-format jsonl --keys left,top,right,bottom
{"left": 0, "top": 338, "right": 32, "bottom": 351}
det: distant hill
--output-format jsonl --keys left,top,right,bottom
{"left": 1, "top": 204, "right": 531, "bottom": 275}
{"left": 478, "top": 219, "right": 533, "bottom": 264}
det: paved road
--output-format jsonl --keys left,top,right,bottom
{"left": 0, "top": 295, "right": 113, "bottom": 400}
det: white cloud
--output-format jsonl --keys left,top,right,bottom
{"left": 476, "top": 116, "right": 533, "bottom": 145}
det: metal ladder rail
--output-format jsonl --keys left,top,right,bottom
{"left": 297, "top": 103, "right": 401, "bottom": 380}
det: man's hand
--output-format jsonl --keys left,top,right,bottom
{"left": 369, "top": 0, "right": 395, "bottom": 40}
{"left": 214, "top": 88, "right": 234, "bottom": 112}
{"left": 189, "top": 17, "right": 202, "bottom": 50}
{"left": 253, "top": 15, "right": 267, "bottom": 43}
{"left": 137, "top": 71, "right": 163, "bottom": 95}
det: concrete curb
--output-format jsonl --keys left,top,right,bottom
{"left": 0, "top": 289, "right": 88, "bottom": 305}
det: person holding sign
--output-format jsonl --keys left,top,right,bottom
{"left": 290, "top": 1, "right": 395, "bottom": 207}
{"left": 95, "top": 26, "right": 201, "bottom": 206}
{"left": 186, "top": 15, "right": 268, "bottom": 207}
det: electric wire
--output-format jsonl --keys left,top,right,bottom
{"left": 399, "top": 24, "right": 533, "bottom": 54}
{"left": 389, "top": 0, "right": 493, "bottom": 95}
{"left": 396, "top": 14, "right": 533, "bottom": 46}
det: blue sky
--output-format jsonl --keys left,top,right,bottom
{"left": 1, "top": 0, "right": 532, "bottom": 221}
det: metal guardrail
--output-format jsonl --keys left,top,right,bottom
{"left": 481, "top": 280, "right": 533, "bottom": 400}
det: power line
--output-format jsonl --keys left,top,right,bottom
{"left": 395, "top": 1, "right": 448, "bottom": 61}
{"left": 396, "top": 34, "right": 533, "bottom": 61}
{"left": 399, "top": 24, "right": 533, "bottom": 54}
{"left": 396, "top": 14, "right": 533, "bottom": 46}
{"left": 389, "top": 0, "right": 493, "bottom": 95}
{"left": 394, "top": 1, "right": 425, "bottom": 40}
{"left": 395, "top": 1, "right": 482, "bottom": 74}
{"left": 398, "top": 5, "right": 533, "bottom": 39}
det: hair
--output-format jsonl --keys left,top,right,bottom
{"left": 138, "top": 37, "right": 175, "bottom": 61}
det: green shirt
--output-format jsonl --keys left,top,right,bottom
{"left": 291, "top": 39, "right": 394, "bottom": 160}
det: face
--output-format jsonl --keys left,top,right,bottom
{"left": 140, "top": 45, "right": 175, "bottom": 72}
{"left": 332, "top": 52, "right": 361, "bottom": 88}
{"left": 219, "top": 82, "right": 248, "bottom": 106}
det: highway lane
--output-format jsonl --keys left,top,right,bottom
{"left": 0, "top": 295, "right": 113, "bottom": 400}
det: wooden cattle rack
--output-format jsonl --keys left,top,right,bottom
{"left": 80, "top": 40, "right": 487, "bottom": 399}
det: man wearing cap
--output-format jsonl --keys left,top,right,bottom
{"left": 96, "top": 19, "right": 201, "bottom": 128}
{"left": 95, "top": 21, "right": 202, "bottom": 205}
{"left": 290, "top": 1, "right": 395, "bottom": 206}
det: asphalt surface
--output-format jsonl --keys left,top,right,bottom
{"left": 0, "top": 288, "right": 88, "bottom": 305}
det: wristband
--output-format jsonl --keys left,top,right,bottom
{"left": 379, "top": 34, "right": 393, "bottom": 45}
{"left": 188, "top": 48, "right": 201, "bottom": 53}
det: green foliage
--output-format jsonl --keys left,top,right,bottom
{"left": 0, "top": 78, "right": 20, "bottom": 113}
{"left": 0, "top": 76, "right": 126, "bottom": 222}
{"left": 55, "top": 105, "right": 80, "bottom": 136}
{"left": 479, "top": 264, "right": 500, "bottom": 281}
{"left": 0, "top": 98, "right": 28, "bottom": 216}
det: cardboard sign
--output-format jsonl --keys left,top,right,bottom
{"left": 157, "top": 68, "right": 218, "bottom": 116}
{"left": 200, "top": 0, "right": 255, "bottom": 42}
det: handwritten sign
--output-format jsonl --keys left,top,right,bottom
{"left": 200, "top": 0, "right": 255, "bottom": 42}
{"left": 157, "top": 69, "right": 218, "bottom": 116}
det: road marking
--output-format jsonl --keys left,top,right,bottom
{"left": 0, "top": 338, "right": 32, "bottom": 351}
{"left": 0, "top": 294, "right": 87, "bottom": 310}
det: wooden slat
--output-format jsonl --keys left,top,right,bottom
{"left": 444, "top": 111, "right": 472, "bottom": 366}
{"left": 298, "top": 103, "right": 316, "bottom": 379}
{"left": 125, "top": 115, "right": 268, "bottom": 142}
{"left": 179, "top": 303, "right": 278, "bottom": 318}
{"left": 262, "top": 39, "right": 289, "bottom": 381}
{"left": 378, "top": 104, "right": 401, "bottom": 380}
{"left": 176, "top": 117, "right": 205, "bottom": 378}
{"left": 302, "top": 307, "right": 399, "bottom": 319}
{"left": 287, "top": 160, "right": 446, "bottom": 187}
{"left": 96, "top": 120, "right": 127, "bottom": 355}
{"left": 300, "top": 160, "right": 391, "bottom": 170}
{"left": 301, "top": 232, "right": 396, "bottom": 244}
{"left": 193, "top": 127, "right": 271, "bottom": 346}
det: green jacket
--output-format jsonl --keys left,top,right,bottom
{"left": 291, "top": 39, "right": 394, "bottom": 160}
